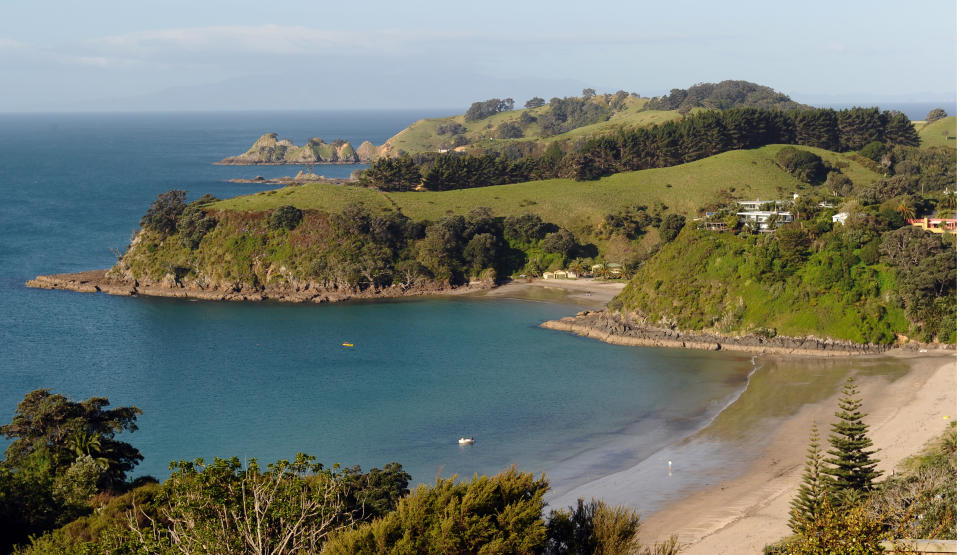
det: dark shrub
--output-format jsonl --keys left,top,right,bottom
{"left": 269, "top": 205, "right": 303, "bottom": 231}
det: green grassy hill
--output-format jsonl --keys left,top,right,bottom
{"left": 213, "top": 145, "right": 880, "bottom": 234}
{"left": 917, "top": 116, "right": 957, "bottom": 148}
{"left": 382, "top": 96, "right": 682, "bottom": 154}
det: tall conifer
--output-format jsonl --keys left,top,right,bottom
{"left": 789, "top": 423, "right": 827, "bottom": 532}
{"left": 824, "top": 377, "right": 881, "bottom": 496}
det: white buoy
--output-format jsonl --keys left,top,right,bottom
{"left": 668, "top": 460, "right": 673, "bottom": 476}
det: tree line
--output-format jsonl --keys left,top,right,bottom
{"left": 360, "top": 106, "right": 920, "bottom": 191}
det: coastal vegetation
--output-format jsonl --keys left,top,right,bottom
{"left": 4, "top": 390, "right": 675, "bottom": 555}
{"left": 356, "top": 105, "right": 919, "bottom": 191}
{"left": 111, "top": 97, "right": 955, "bottom": 345}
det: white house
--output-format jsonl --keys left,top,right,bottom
{"left": 832, "top": 212, "right": 849, "bottom": 225}
{"left": 737, "top": 211, "right": 794, "bottom": 231}
{"left": 737, "top": 199, "right": 788, "bottom": 211}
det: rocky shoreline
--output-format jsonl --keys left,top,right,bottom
{"left": 26, "top": 270, "right": 490, "bottom": 304}
{"left": 540, "top": 310, "right": 952, "bottom": 356}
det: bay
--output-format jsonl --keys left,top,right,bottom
{"left": 0, "top": 111, "right": 752, "bottom": 512}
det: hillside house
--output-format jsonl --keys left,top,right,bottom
{"left": 832, "top": 212, "right": 849, "bottom": 225}
{"left": 737, "top": 199, "right": 788, "bottom": 211}
{"left": 907, "top": 218, "right": 957, "bottom": 234}
{"left": 737, "top": 210, "right": 794, "bottom": 231}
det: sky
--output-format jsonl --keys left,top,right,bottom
{"left": 0, "top": 0, "right": 956, "bottom": 112}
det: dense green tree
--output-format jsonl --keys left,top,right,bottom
{"left": 504, "top": 213, "right": 549, "bottom": 245}
{"left": 542, "top": 228, "right": 577, "bottom": 258}
{"left": 824, "top": 378, "right": 881, "bottom": 497}
{"left": 789, "top": 424, "right": 828, "bottom": 533}
{"left": 341, "top": 462, "right": 410, "bottom": 523}
{"left": 1, "top": 389, "right": 142, "bottom": 489}
{"left": 269, "top": 205, "right": 303, "bottom": 231}
{"left": 140, "top": 189, "right": 187, "bottom": 236}
{"left": 859, "top": 141, "right": 887, "bottom": 162}
{"left": 464, "top": 233, "right": 499, "bottom": 275}
{"left": 436, "top": 122, "right": 466, "bottom": 136}
{"left": 0, "top": 390, "right": 143, "bottom": 551}
{"left": 775, "top": 147, "right": 827, "bottom": 184}
{"left": 882, "top": 110, "right": 920, "bottom": 147}
{"left": 323, "top": 468, "right": 549, "bottom": 554}
{"left": 360, "top": 155, "right": 421, "bottom": 191}
{"left": 525, "top": 97, "right": 546, "bottom": 109}
{"left": 465, "top": 98, "right": 514, "bottom": 121}
{"left": 176, "top": 202, "right": 218, "bottom": 249}
{"left": 581, "top": 88, "right": 596, "bottom": 99}
{"left": 926, "top": 108, "right": 948, "bottom": 122}
{"left": 795, "top": 109, "right": 840, "bottom": 151}
{"left": 658, "top": 214, "right": 686, "bottom": 242}
{"left": 880, "top": 227, "right": 957, "bottom": 341}
{"left": 497, "top": 121, "right": 524, "bottom": 139}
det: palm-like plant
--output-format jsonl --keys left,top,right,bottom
{"left": 69, "top": 429, "right": 110, "bottom": 470}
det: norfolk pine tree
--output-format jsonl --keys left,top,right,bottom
{"left": 824, "top": 377, "right": 881, "bottom": 498}
{"left": 789, "top": 423, "right": 827, "bottom": 532}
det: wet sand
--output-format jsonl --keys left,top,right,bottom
{"left": 633, "top": 353, "right": 956, "bottom": 554}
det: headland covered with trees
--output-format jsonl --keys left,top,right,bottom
{"left": 29, "top": 81, "right": 957, "bottom": 347}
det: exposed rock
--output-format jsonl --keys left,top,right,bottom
{"left": 355, "top": 140, "right": 378, "bottom": 161}
{"left": 26, "top": 270, "right": 492, "bottom": 304}
{"left": 540, "top": 310, "right": 954, "bottom": 356}
{"left": 216, "top": 133, "right": 376, "bottom": 165}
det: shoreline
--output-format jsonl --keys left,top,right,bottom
{"left": 25, "top": 270, "right": 493, "bottom": 303}
{"left": 214, "top": 160, "right": 370, "bottom": 166}
{"left": 635, "top": 353, "right": 957, "bottom": 553}
{"left": 25, "top": 271, "right": 627, "bottom": 308}
{"left": 541, "top": 310, "right": 954, "bottom": 357}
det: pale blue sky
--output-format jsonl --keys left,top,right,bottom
{"left": 0, "top": 0, "right": 955, "bottom": 111}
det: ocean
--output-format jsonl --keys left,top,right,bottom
{"left": 0, "top": 108, "right": 891, "bottom": 514}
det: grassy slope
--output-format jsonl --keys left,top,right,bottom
{"left": 213, "top": 145, "right": 880, "bottom": 233}
{"left": 916, "top": 116, "right": 957, "bottom": 148}
{"left": 382, "top": 96, "right": 682, "bottom": 154}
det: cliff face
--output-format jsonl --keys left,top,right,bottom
{"left": 217, "top": 133, "right": 377, "bottom": 165}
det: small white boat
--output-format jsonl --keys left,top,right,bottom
{"left": 458, "top": 437, "right": 475, "bottom": 445}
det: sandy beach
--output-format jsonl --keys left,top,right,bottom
{"left": 633, "top": 352, "right": 957, "bottom": 554}
{"left": 481, "top": 278, "right": 626, "bottom": 308}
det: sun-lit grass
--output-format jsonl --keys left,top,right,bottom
{"left": 916, "top": 116, "right": 957, "bottom": 149}
{"left": 212, "top": 145, "right": 882, "bottom": 234}
{"left": 381, "top": 96, "right": 680, "bottom": 153}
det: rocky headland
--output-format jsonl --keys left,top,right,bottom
{"left": 26, "top": 270, "right": 491, "bottom": 303}
{"left": 216, "top": 133, "right": 382, "bottom": 165}
{"left": 540, "top": 310, "right": 953, "bottom": 356}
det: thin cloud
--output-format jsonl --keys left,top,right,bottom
{"left": 0, "top": 38, "right": 26, "bottom": 51}
{"left": 87, "top": 25, "right": 469, "bottom": 58}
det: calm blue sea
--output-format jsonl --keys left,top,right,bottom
{"left": 0, "top": 111, "right": 757, "bottom": 513}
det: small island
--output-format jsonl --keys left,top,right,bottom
{"left": 216, "top": 132, "right": 380, "bottom": 165}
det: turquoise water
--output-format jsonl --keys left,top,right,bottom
{"left": 0, "top": 112, "right": 752, "bottom": 511}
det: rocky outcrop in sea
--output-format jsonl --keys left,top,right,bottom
{"left": 216, "top": 133, "right": 379, "bottom": 165}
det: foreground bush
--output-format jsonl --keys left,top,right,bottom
{"left": 323, "top": 468, "right": 548, "bottom": 554}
